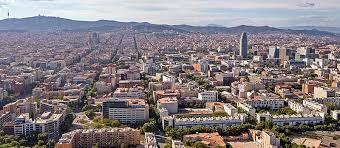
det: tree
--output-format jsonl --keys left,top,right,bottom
{"left": 19, "top": 139, "right": 28, "bottom": 146}
{"left": 47, "top": 139, "right": 56, "bottom": 148}
{"left": 164, "top": 144, "right": 172, "bottom": 148}
{"left": 193, "top": 141, "right": 207, "bottom": 148}
{"left": 60, "top": 113, "right": 75, "bottom": 134}
{"left": 120, "top": 143, "right": 127, "bottom": 148}
{"left": 85, "top": 109, "right": 96, "bottom": 120}
{"left": 10, "top": 141, "right": 20, "bottom": 147}
{"left": 38, "top": 140, "right": 45, "bottom": 147}
{"left": 38, "top": 133, "right": 48, "bottom": 143}
{"left": 255, "top": 122, "right": 265, "bottom": 130}
{"left": 212, "top": 111, "right": 228, "bottom": 117}
{"left": 140, "top": 119, "right": 158, "bottom": 134}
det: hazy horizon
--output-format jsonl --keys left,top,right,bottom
{"left": 0, "top": 0, "right": 339, "bottom": 27}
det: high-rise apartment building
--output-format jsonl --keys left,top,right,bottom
{"left": 102, "top": 98, "right": 149, "bottom": 124}
{"left": 56, "top": 128, "right": 140, "bottom": 148}
{"left": 268, "top": 46, "right": 279, "bottom": 59}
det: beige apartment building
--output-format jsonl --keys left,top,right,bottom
{"left": 57, "top": 128, "right": 140, "bottom": 148}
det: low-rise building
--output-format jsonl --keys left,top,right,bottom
{"left": 223, "top": 103, "right": 237, "bottom": 116}
{"left": 3, "top": 99, "right": 37, "bottom": 116}
{"left": 113, "top": 87, "right": 145, "bottom": 99}
{"left": 237, "top": 82, "right": 265, "bottom": 99}
{"left": 145, "top": 132, "right": 157, "bottom": 148}
{"left": 256, "top": 112, "right": 324, "bottom": 126}
{"left": 312, "top": 97, "right": 340, "bottom": 106}
{"left": 118, "top": 80, "right": 143, "bottom": 88}
{"left": 244, "top": 99, "right": 285, "bottom": 109}
{"left": 237, "top": 102, "right": 256, "bottom": 116}
{"left": 148, "top": 82, "right": 173, "bottom": 91}
{"left": 153, "top": 90, "right": 180, "bottom": 101}
{"left": 157, "top": 97, "right": 178, "bottom": 114}
{"left": 164, "top": 115, "right": 245, "bottom": 129}
{"left": 172, "top": 140, "right": 185, "bottom": 148}
{"left": 57, "top": 128, "right": 140, "bottom": 148}
{"left": 303, "top": 100, "right": 328, "bottom": 113}
{"left": 206, "top": 102, "right": 225, "bottom": 112}
{"left": 198, "top": 91, "right": 218, "bottom": 102}
{"left": 250, "top": 130, "right": 280, "bottom": 148}
{"left": 314, "top": 87, "right": 336, "bottom": 99}
{"left": 288, "top": 100, "right": 311, "bottom": 114}
{"left": 40, "top": 99, "right": 68, "bottom": 114}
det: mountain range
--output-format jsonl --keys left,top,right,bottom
{"left": 280, "top": 26, "right": 340, "bottom": 34}
{"left": 0, "top": 16, "right": 337, "bottom": 36}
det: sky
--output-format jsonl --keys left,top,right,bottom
{"left": 0, "top": 0, "right": 339, "bottom": 27}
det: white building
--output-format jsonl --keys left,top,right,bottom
{"left": 251, "top": 130, "right": 280, "bottom": 148}
{"left": 145, "top": 132, "right": 158, "bottom": 148}
{"left": 288, "top": 100, "right": 311, "bottom": 114}
{"left": 173, "top": 116, "right": 245, "bottom": 129}
{"left": 14, "top": 112, "right": 65, "bottom": 139}
{"left": 172, "top": 140, "right": 185, "bottom": 148}
{"left": 198, "top": 91, "right": 218, "bottom": 102}
{"left": 313, "top": 87, "right": 335, "bottom": 99}
{"left": 157, "top": 97, "right": 178, "bottom": 114}
{"left": 0, "top": 88, "right": 8, "bottom": 101}
{"left": 331, "top": 110, "right": 340, "bottom": 120}
{"left": 162, "top": 75, "right": 176, "bottom": 83}
{"left": 223, "top": 103, "right": 238, "bottom": 116}
{"left": 237, "top": 102, "right": 256, "bottom": 116}
{"left": 102, "top": 98, "right": 149, "bottom": 124}
{"left": 312, "top": 97, "right": 340, "bottom": 106}
{"left": 256, "top": 112, "right": 324, "bottom": 126}
{"left": 113, "top": 87, "right": 145, "bottom": 99}
{"left": 244, "top": 99, "right": 285, "bottom": 109}
{"left": 303, "top": 100, "right": 328, "bottom": 113}
{"left": 238, "top": 82, "right": 265, "bottom": 98}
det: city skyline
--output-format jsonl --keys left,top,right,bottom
{"left": 0, "top": 0, "right": 339, "bottom": 27}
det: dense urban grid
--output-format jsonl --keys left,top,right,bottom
{"left": 1, "top": 22, "right": 340, "bottom": 148}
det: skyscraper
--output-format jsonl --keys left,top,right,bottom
{"left": 240, "top": 32, "right": 248, "bottom": 59}
{"left": 268, "top": 46, "right": 279, "bottom": 59}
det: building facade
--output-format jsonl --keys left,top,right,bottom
{"left": 14, "top": 112, "right": 65, "bottom": 139}
{"left": 102, "top": 98, "right": 149, "bottom": 124}
{"left": 239, "top": 32, "right": 248, "bottom": 59}
{"left": 57, "top": 128, "right": 140, "bottom": 148}
{"left": 198, "top": 91, "right": 218, "bottom": 102}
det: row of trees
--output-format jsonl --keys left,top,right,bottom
{"left": 255, "top": 107, "right": 297, "bottom": 115}
{"left": 164, "top": 124, "right": 255, "bottom": 140}
{"left": 0, "top": 131, "right": 55, "bottom": 148}
{"left": 188, "top": 75, "right": 213, "bottom": 90}
{"left": 140, "top": 118, "right": 159, "bottom": 134}
{"left": 60, "top": 113, "right": 75, "bottom": 134}
{"left": 91, "top": 117, "right": 125, "bottom": 129}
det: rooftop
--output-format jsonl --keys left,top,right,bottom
{"left": 184, "top": 132, "right": 226, "bottom": 147}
